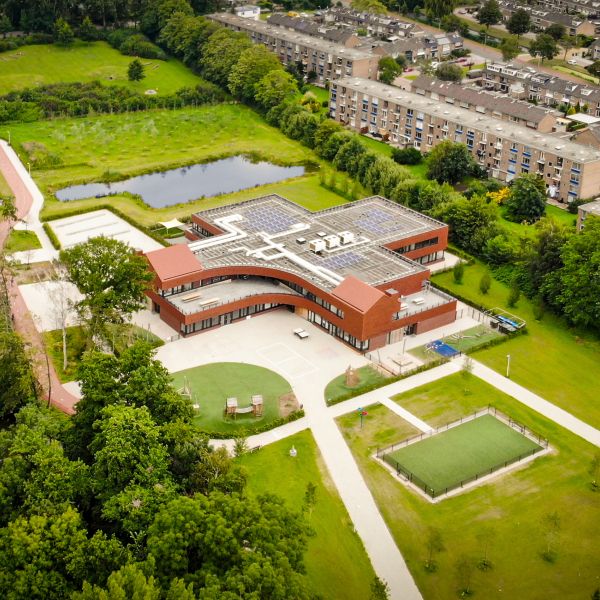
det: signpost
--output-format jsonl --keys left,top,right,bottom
{"left": 357, "top": 407, "right": 368, "bottom": 429}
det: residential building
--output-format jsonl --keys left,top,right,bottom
{"left": 577, "top": 198, "right": 600, "bottom": 228}
{"left": 208, "top": 13, "right": 379, "bottom": 84}
{"left": 369, "top": 32, "right": 464, "bottom": 63}
{"left": 330, "top": 77, "right": 600, "bottom": 202}
{"left": 144, "top": 195, "right": 456, "bottom": 350}
{"left": 587, "top": 38, "right": 600, "bottom": 59}
{"left": 498, "top": 1, "right": 596, "bottom": 36}
{"left": 318, "top": 7, "right": 425, "bottom": 39}
{"left": 267, "top": 13, "right": 361, "bottom": 47}
{"left": 481, "top": 63, "right": 600, "bottom": 116}
{"left": 571, "top": 122, "right": 600, "bottom": 147}
{"left": 408, "top": 75, "right": 560, "bottom": 132}
{"left": 528, "top": 0, "right": 598, "bottom": 18}
{"left": 234, "top": 5, "right": 260, "bottom": 19}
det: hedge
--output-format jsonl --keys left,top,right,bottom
{"left": 42, "top": 204, "right": 168, "bottom": 247}
{"left": 200, "top": 409, "right": 305, "bottom": 439}
{"left": 326, "top": 358, "right": 449, "bottom": 406}
{"left": 42, "top": 222, "right": 61, "bottom": 250}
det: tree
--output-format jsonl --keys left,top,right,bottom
{"left": 552, "top": 217, "right": 600, "bottom": 329}
{"left": 54, "top": 17, "right": 74, "bottom": 46}
{"left": 370, "top": 577, "right": 390, "bottom": 599}
{"left": 507, "top": 8, "right": 531, "bottom": 38}
{"left": 545, "top": 23, "right": 566, "bottom": 41}
{"left": 455, "top": 555, "right": 475, "bottom": 596}
{"left": 560, "top": 34, "right": 576, "bottom": 61}
{"left": 0, "top": 13, "right": 11, "bottom": 38}
{"left": 540, "top": 511, "right": 561, "bottom": 562}
{"left": 200, "top": 29, "right": 252, "bottom": 87}
{"left": 391, "top": 147, "right": 422, "bottom": 165}
{"left": 300, "top": 91, "right": 322, "bottom": 113}
{"left": 78, "top": 16, "right": 96, "bottom": 41}
{"left": 435, "top": 62, "right": 463, "bottom": 82}
{"left": 351, "top": 0, "right": 387, "bottom": 14}
{"left": 60, "top": 237, "right": 153, "bottom": 343}
{"left": 378, "top": 56, "right": 403, "bottom": 84}
{"left": 254, "top": 70, "right": 298, "bottom": 111}
{"left": 529, "top": 33, "right": 559, "bottom": 63}
{"left": 74, "top": 564, "right": 161, "bottom": 600}
{"left": 228, "top": 45, "right": 281, "bottom": 102}
{"left": 424, "top": 527, "right": 444, "bottom": 572}
{"left": 303, "top": 482, "right": 317, "bottom": 519}
{"left": 507, "top": 280, "right": 521, "bottom": 307}
{"left": 424, "top": 0, "right": 454, "bottom": 22}
{"left": 500, "top": 35, "right": 520, "bottom": 61}
{"left": 453, "top": 262, "right": 464, "bottom": 283}
{"left": 441, "top": 14, "right": 462, "bottom": 32}
{"left": 587, "top": 61, "right": 600, "bottom": 77}
{"left": 479, "top": 272, "right": 492, "bottom": 294}
{"left": 477, "top": 0, "right": 502, "bottom": 44}
{"left": 0, "top": 194, "right": 17, "bottom": 226}
{"left": 333, "top": 136, "right": 368, "bottom": 174}
{"left": 476, "top": 526, "right": 496, "bottom": 570}
{"left": 127, "top": 58, "right": 145, "bottom": 82}
{"left": 505, "top": 173, "right": 547, "bottom": 222}
{"left": 427, "top": 141, "right": 475, "bottom": 184}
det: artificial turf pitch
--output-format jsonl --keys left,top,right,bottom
{"left": 385, "top": 414, "right": 542, "bottom": 494}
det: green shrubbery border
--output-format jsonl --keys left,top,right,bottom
{"left": 200, "top": 409, "right": 305, "bottom": 440}
{"left": 42, "top": 222, "right": 61, "bottom": 250}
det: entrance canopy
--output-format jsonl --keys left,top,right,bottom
{"left": 158, "top": 218, "right": 184, "bottom": 230}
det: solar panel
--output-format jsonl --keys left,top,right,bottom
{"left": 243, "top": 205, "right": 297, "bottom": 234}
{"left": 354, "top": 207, "right": 399, "bottom": 234}
{"left": 321, "top": 251, "right": 363, "bottom": 270}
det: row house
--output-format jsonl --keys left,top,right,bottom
{"left": 481, "top": 63, "right": 600, "bottom": 116}
{"left": 531, "top": 0, "right": 599, "bottom": 18}
{"left": 267, "top": 13, "right": 361, "bottom": 48}
{"left": 409, "top": 75, "right": 560, "bottom": 132}
{"left": 317, "top": 7, "right": 424, "bottom": 39}
{"left": 370, "top": 33, "right": 464, "bottom": 63}
{"left": 330, "top": 77, "right": 600, "bottom": 203}
{"left": 498, "top": 1, "right": 596, "bottom": 35}
{"left": 208, "top": 13, "right": 379, "bottom": 84}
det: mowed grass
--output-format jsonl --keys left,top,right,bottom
{"left": 0, "top": 41, "right": 202, "bottom": 95}
{"left": 4, "top": 229, "right": 41, "bottom": 253}
{"left": 0, "top": 170, "right": 12, "bottom": 196}
{"left": 338, "top": 373, "right": 600, "bottom": 600}
{"left": 386, "top": 414, "right": 541, "bottom": 494}
{"left": 170, "top": 362, "right": 292, "bottom": 435}
{"left": 238, "top": 430, "right": 375, "bottom": 600}
{"left": 324, "top": 365, "right": 389, "bottom": 403}
{"left": 432, "top": 260, "right": 600, "bottom": 429}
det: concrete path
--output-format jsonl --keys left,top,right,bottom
{"left": 472, "top": 360, "right": 600, "bottom": 448}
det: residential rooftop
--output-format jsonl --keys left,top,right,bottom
{"left": 188, "top": 195, "right": 445, "bottom": 291}
{"left": 208, "top": 12, "right": 376, "bottom": 60}
{"left": 335, "top": 76, "right": 600, "bottom": 162}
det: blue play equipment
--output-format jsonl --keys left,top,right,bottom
{"left": 427, "top": 340, "right": 460, "bottom": 358}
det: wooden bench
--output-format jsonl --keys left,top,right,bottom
{"left": 181, "top": 291, "right": 203, "bottom": 303}
{"left": 199, "top": 297, "right": 219, "bottom": 308}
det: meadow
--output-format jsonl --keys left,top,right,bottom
{"left": 238, "top": 430, "right": 376, "bottom": 600}
{"left": 0, "top": 41, "right": 201, "bottom": 95}
{"left": 337, "top": 373, "right": 600, "bottom": 600}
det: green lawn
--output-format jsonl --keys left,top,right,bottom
{"left": 357, "top": 136, "right": 430, "bottom": 181}
{"left": 432, "top": 261, "right": 600, "bottom": 429}
{"left": 238, "top": 430, "right": 375, "bottom": 599}
{"left": 4, "top": 229, "right": 42, "bottom": 253}
{"left": 5, "top": 105, "right": 349, "bottom": 226}
{"left": 0, "top": 41, "right": 202, "bottom": 95}
{"left": 500, "top": 204, "right": 576, "bottom": 234}
{"left": 385, "top": 414, "right": 541, "bottom": 495}
{"left": 0, "top": 170, "right": 12, "bottom": 196}
{"left": 337, "top": 373, "right": 600, "bottom": 600}
{"left": 305, "top": 84, "right": 329, "bottom": 104}
{"left": 324, "top": 365, "right": 389, "bottom": 404}
{"left": 170, "top": 362, "right": 293, "bottom": 435}
{"left": 44, "top": 324, "right": 163, "bottom": 382}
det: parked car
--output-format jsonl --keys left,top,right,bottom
{"left": 567, "top": 59, "right": 578, "bottom": 65}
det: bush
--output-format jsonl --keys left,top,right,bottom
{"left": 453, "top": 262, "right": 465, "bottom": 284}
{"left": 507, "top": 282, "right": 521, "bottom": 307}
{"left": 201, "top": 409, "right": 305, "bottom": 439}
{"left": 120, "top": 34, "right": 166, "bottom": 60}
{"left": 391, "top": 146, "right": 422, "bottom": 165}
{"left": 42, "top": 222, "right": 61, "bottom": 250}
{"left": 479, "top": 272, "right": 491, "bottom": 294}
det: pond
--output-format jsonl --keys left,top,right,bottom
{"left": 55, "top": 155, "right": 307, "bottom": 208}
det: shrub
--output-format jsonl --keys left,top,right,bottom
{"left": 453, "top": 262, "right": 465, "bottom": 284}
{"left": 42, "top": 222, "right": 61, "bottom": 250}
{"left": 479, "top": 272, "right": 491, "bottom": 294}
{"left": 507, "top": 282, "right": 521, "bottom": 307}
{"left": 391, "top": 146, "right": 422, "bottom": 165}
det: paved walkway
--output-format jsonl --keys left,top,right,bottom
{"left": 472, "top": 360, "right": 600, "bottom": 448}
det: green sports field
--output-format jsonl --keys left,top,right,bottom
{"left": 385, "top": 414, "right": 542, "bottom": 494}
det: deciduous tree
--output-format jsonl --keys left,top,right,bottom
{"left": 529, "top": 33, "right": 559, "bottom": 63}
{"left": 427, "top": 140, "right": 475, "bottom": 184}
{"left": 127, "top": 58, "right": 145, "bottom": 81}
{"left": 378, "top": 56, "right": 403, "bottom": 84}
{"left": 254, "top": 70, "right": 298, "bottom": 111}
{"left": 500, "top": 35, "right": 520, "bottom": 61}
{"left": 505, "top": 173, "right": 546, "bottom": 222}
{"left": 507, "top": 8, "right": 531, "bottom": 38}
{"left": 228, "top": 45, "right": 282, "bottom": 102}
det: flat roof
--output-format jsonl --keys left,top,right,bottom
{"left": 188, "top": 195, "right": 443, "bottom": 291}
{"left": 334, "top": 77, "right": 600, "bottom": 163}
{"left": 209, "top": 12, "right": 376, "bottom": 60}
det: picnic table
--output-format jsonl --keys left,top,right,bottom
{"left": 293, "top": 328, "right": 309, "bottom": 339}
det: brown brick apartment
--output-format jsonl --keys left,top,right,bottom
{"left": 145, "top": 195, "right": 457, "bottom": 352}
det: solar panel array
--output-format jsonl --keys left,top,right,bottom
{"left": 354, "top": 207, "right": 400, "bottom": 235}
{"left": 320, "top": 251, "right": 363, "bottom": 271}
{"left": 242, "top": 204, "right": 297, "bottom": 234}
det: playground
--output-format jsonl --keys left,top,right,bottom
{"left": 170, "top": 362, "right": 296, "bottom": 435}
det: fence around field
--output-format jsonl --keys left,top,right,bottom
{"left": 376, "top": 406, "right": 549, "bottom": 499}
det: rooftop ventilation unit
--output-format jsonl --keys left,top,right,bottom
{"left": 339, "top": 230, "right": 355, "bottom": 244}
{"left": 309, "top": 239, "right": 327, "bottom": 253}
{"left": 324, "top": 234, "right": 340, "bottom": 249}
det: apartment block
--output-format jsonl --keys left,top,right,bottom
{"left": 371, "top": 32, "right": 464, "bottom": 63}
{"left": 208, "top": 13, "right": 379, "bottom": 84}
{"left": 267, "top": 13, "right": 361, "bottom": 47}
{"left": 330, "top": 77, "right": 600, "bottom": 202}
{"left": 481, "top": 63, "right": 600, "bottom": 117}
{"left": 577, "top": 199, "right": 600, "bottom": 229}
{"left": 409, "top": 75, "right": 560, "bottom": 132}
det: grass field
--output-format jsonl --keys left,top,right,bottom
{"left": 337, "top": 373, "right": 600, "bottom": 600}
{"left": 432, "top": 261, "right": 600, "bottom": 429}
{"left": 239, "top": 430, "right": 375, "bottom": 599}
{"left": 324, "top": 365, "right": 389, "bottom": 404}
{"left": 5, "top": 105, "right": 350, "bottom": 225}
{"left": 0, "top": 42, "right": 202, "bottom": 95}
{"left": 4, "top": 229, "right": 42, "bottom": 253}
{"left": 170, "top": 362, "right": 293, "bottom": 435}
{"left": 385, "top": 414, "right": 541, "bottom": 494}
{"left": 0, "top": 170, "right": 12, "bottom": 196}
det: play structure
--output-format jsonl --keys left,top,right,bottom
{"left": 225, "top": 395, "right": 264, "bottom": 419}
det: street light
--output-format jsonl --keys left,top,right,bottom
{"left": 27, "top": 162, "right": 31, "bottom": 175}
{"left": 506, "top": 354, "right": 511, "bottom": 378}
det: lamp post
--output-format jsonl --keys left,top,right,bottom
{"left": 27, "top": 162, "right": 31, "bottom": 175}
{"left": 506, "top": 354, "right": 511, "bottom": 378}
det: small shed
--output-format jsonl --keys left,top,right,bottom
{"left": 251, "top": 395, "right": 264, "bottom": 417}
{"left": 226, "top": 397, "right": 238, "bottom": 418}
